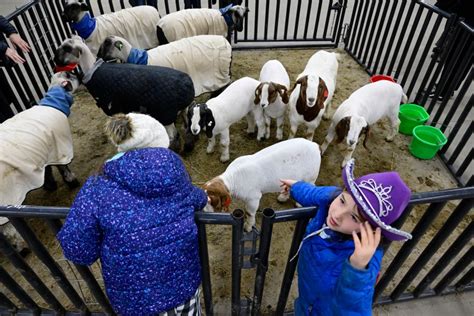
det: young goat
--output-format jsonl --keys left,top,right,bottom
{"left": 62, "top": 0, "right": 161, "bottom": 55}
{"left": 321, "top": 80, "right": 408, "bottom": 168}
{"left": 97, "top": 35, "right": 232, "bottom": 97}
{"left": 203, "top": 138, "right": 321, "bottom": 232}
{"left": 288, "top": 50, "right": 339, "bottom": 141}
{"left": 0, "top": 71, "right": 80, "bottom": 252}
{"left": 186, "top": 77, "right": 263, "bottom": 161}
{"left": 254, "top": 60, "right": 290, "bottom": 140}
{"left": 54, "top": 36, "right": 195, "bottom": 152}
{"left": 156, "top": 4, "right": 249, "bottom": 44}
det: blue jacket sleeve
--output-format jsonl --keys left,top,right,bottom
{"left": 57, "top": 178, "right": 102, "bottom": 266}
{"left": 290, "top": 181, "right": 338, "bottom": 208}
{"left": 332, "top": 248, "right": 383, "bottom": 315}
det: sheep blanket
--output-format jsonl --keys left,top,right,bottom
{"left": 72, "top": 6, "right": 160, "bottom": 56}
{"left": 157, "top": 9, "right": 228, "bottom": 43}
{"left": 128, "top": 35, "right": 231, "bottom": 96}
{"left": 83, "top": 59, "right": 195, "bottom": 125}
{"left": 0, "top": 106, "right": 73, "bottom": 224}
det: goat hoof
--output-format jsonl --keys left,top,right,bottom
{"left": 43, "top": 181, "right": 58, "bottom": 192}
{"left": 385, "top": 137, "right": 395, "bottom": 142}
{"left": 220, "top": 156, "right": 230, "bottom": 163}
{"left": 66, "top": 178, "right": 80, "bottom": 189}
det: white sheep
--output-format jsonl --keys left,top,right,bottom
{"left": 97, "top": 35, "right": 232, "bottom": 97}
{"left": 62, "top": 0, "right": 161, "bottom": 55}
{"left": 203, "top": 138, "right": 321, "bottom": 232}
{"left": 0, "top": 71, "right": 80, "bottom": 252}
{"left": 254, "top": 60, "right": 290, "bottom": 140}
{"left": 156, "top": 4, "right": 249, "bottom": 44}
{"left": 288, "top": 50, "right": 339, "bottom": 141}
{"left": 187, "top": 77, "right": 264, "bottom": 162}
{"left": 105, "top": 113, "right": 170, "bottom": 152}
{"left": 320, "top": 80, "right": 408, "bottom": 168}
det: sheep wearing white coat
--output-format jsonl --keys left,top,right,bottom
{"left": 203, "top": 138, "right": 321, "bottom": 232}
{"left": 0, "top": 71, "right": 80, "bottom": 252}
{"left": 186, "top": 77, "right": 264, "bottom": 161}
{"left": 62, "top": 0, "right": 161, "bottom": 55}
{"left": 320, "top": 80, "right": 408, "bottom": 167}
{"left": 288, "top": 50, "right": 339, "bottom": 141}
{"left": 254, "top": 60, "right": 290, "bottom": 140}
{"left": 156, "top": 4, "right": 249, "bottom": 44}
{"left": 97, "top": 35, "right": 232, "bottom": 96}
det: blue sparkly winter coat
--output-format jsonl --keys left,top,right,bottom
{"left": 58, "top": 148, "right": 207, "bottom": 315}
{"left": 290, "top": 182, "right": 383, "bottom": 316}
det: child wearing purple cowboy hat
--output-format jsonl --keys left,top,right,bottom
{"left": 280, "top": 159, "right": 412, "bottom": 315}
{"left": 58, "top": 113, "right": 207, "bottom": 315}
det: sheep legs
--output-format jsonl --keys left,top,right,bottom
{"left": 244, "top": 197, "right": 261, "bottom": 232}
{"left": 44, "top": 165, "right": 79, "bottom": 191}
{"left": 321, "top": 126, "right": 336, "bottom": 154}
{"left": 385, "top": 117, "right": 400, "bottom": 142}
{"left": 219, "top": 129, "right": 230, "bottom": 163}
{"left": 246, "top": 112, "right": 256, "bottom": 134}
{"left": 275, "top": 116, "right": 284, "bottom": 140}
{"left": 264, "top": 116, "right": 271, "bottom": 140}
{"left": 165, "top": 124, "right": 181, "bottom": 152}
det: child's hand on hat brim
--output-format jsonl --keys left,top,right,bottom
{"left": 350, "top": 222, "right": 381, "bottom": 270}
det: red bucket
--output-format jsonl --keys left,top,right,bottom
{"left": 370, "top": 74, "right": 396, "bottom": 83}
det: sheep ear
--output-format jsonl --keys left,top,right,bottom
{"left": 254, "top": 83, "right": 263, "bottom": 104}
{"left": 276, "top": 84, "right": 289, "bottom": 104}
{"left": 114, "top": 41, "right": 124, "bottom": 51}
{"left": 335, "top": 117, "right": 350, "bottom": 143}
{"left": 204, "top": 108, "right": 215, "bottom": 138}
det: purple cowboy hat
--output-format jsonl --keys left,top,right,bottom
{"left": 342, "top": 159, "right": 412, "bottom": 241}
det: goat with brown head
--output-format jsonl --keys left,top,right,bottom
{"left": 203, "top": 178, "right": 231, "bottom": 212}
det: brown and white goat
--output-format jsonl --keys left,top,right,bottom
{"left": 254, "top": 60, "right": 290, "bottom": 140}
{"left": 288, "top": 50, "right": 339, "bottom": 140}
{"left": 203, "top": 138, "right": 321, "bottom": 232}
{"left": 320, "top": 80, "right": 408, "bottom": 167}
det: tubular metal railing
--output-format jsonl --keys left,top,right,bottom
{"left": 344, "top": 0, "right": 473, "bottom": 186}
{"left": 1, "top": 186, "right": 473, "bottom": 314}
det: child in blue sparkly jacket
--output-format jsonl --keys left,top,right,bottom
{"left": 280, "top": 159, "right": 412, "bottom": 315}
{"left": 58, "top": 114, "right": 207, "bottom": 315}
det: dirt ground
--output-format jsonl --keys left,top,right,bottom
{"left": 3, "top": 48, "right": 468, "bottom": 314}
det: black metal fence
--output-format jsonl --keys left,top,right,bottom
{"left": 0, "top": 0, "right": 347, "bottom": 120}
{"left": 1, "top": 187, "right": 473, "bottom": 315}
{"left": 344, "top": 0, "right": 473, "bottom": 186}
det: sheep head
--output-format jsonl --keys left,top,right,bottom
{"left": 54, "top": 36, "right": 86, "bottom": 66}
{"left": 187, "top": 103, "right": 215, "bottom": 138}
{"left": 50, "top": 71, "right": 80, "bottom": 93}
{"left": 62, "top": 0, "right": 89, "bottom": 23}
{"left": 255, "top": 81, "right": 289, "bottom": 107}
{"left": 230, "top": 5, "right": 250, "bottom": 32}
{"left": 97, "top": 36, "right": 132, "bottom": 63}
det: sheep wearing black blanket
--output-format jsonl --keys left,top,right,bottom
{"left": 54, "top": 36, "right": 195, "bottom": 150}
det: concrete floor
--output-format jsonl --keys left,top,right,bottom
{"left": 373, "top": 292, "right": 474, "bottom": 316}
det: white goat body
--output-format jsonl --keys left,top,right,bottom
{"left": 257, "top": 60, "right": 290, "bottom": 140}
{"left": 288, "top": 50, "right": 339, "bottom": 140}
{"left": 147, "top": 35, "right": 231, "bottom": 96}
{"left": 85, "top": 6, "right": 160, "bottom": 55}
{"left": 189, "top": 77, "right": 263, "bottom": 162}
{"left": 321, "top": 80, "right": 407, "bottom": 167}
{"left": 206, "top": 138, "right": 321, "bottom": 231}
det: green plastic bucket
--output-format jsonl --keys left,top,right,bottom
{"left": 409, "top": 125, "right": 447, "bottom": 159}
{"left": 399, "top": 104, "right": 430, "bottom": 135}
